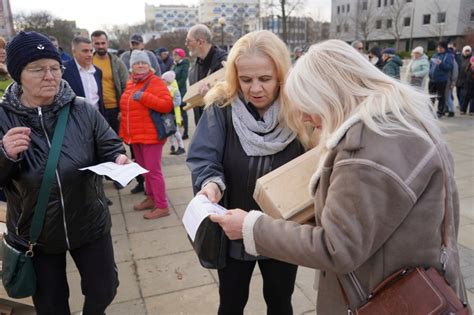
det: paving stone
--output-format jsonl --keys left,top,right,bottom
{"left": 459, "top": 224, "right": 474, "bottom": 250}
{"left": 454, "top": 160, "right": 474, "bottom": 179}
{"left": 136, "top": 251, "right": 214, "bottom": 297}
{"left": 68, "top": 261, "right": 141, "bottom": 313}
{"left": 162, "top": 164, "right": 191, "bottom": 178}
{"left": 145, "top": 284, "right": 219, "bottom": 315}
{"left": 173, "top": 204, "right": 187, "bottom": 220}
{"left": 456, "top": 176, "right": 474, "bottom": 198}
{"left": 129, "top": 225, "right": 193, "bottom": 259}
{"left": 164, "top": 174, "right": 193, "bottom": 190}
{"left": 295, "top": 266, "right": 318, "bottom": 305}
{"left": 104, "top": 299, "right": 146, "bottom": 315}
{"left": 460, "top": 197, "right": 474, "bottom": 221}
{"left": 105, "top": 195, "right": 122, "bottom": 215}
{"left": 244, "top": 274, "right": 315, "bottom": 314}
{"left": 111, "top": 213, "right": 127, "bottom": 236}
{"left": 112, "top": 233, "right": 133, "bottom": 264}
{"left": 124, "top": 209, "right": 181, "bottom": 234}
{"left": 167, "top": 187, "right": 194, "bottom": 206}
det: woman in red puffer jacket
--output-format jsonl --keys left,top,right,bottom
{"left": 120, "top": 50, "right": 173, "bottom": 219}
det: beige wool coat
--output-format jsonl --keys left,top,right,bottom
{"left": 243, "top": 115, "right": 469, "bottom": 314}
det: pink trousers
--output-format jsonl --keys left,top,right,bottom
{"left": 132, "top": 143, "right": 168, "bottom": 209}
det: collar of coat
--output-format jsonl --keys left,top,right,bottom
{"left": 309, "top": 114, "right": 362, "bottom": 197}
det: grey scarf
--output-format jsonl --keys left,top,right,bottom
{"left": 231, "top": 97, "right": 296, "bottom": 156}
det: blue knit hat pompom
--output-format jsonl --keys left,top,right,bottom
{"left": 6, "top": 31, "right": 62, "bottom": 83}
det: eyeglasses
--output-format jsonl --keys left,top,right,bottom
{"left": 24, "top": 66, "right": 65, "bottom": 78}
{"left": 185, "top": 38, "right": 198, "bottom": 45}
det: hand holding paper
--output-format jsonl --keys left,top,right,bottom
{"left": 182, "top": 195, "right": 227, "bottom": 241}
{"left": 79, "top": 162, "right": 148, "bottom": 187}
{"left": 209, "top": 209, "right": 247, "bottom": 240}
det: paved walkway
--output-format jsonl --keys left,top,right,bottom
{"left": 2, "top": 112, "right": 474, "bottom": 315}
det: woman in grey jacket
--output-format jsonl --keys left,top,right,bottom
{"left": 187, "top": 31, "right": 305, "bottom": 315}
{"left": 211, "top": 40, "right": 470, "bottom": 314}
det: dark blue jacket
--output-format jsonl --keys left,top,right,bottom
{"left": 62, "top": 59, "right": 105, "bottom": 115}
{"left": 429, "top": 52, "right": 454, "bottom": 83}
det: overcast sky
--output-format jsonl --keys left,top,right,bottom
{"left": 11, "top": 0, "right": 331, "bottom": 33}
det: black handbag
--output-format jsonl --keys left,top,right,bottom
{"left": 140, "top": 79, "right": 177, "bottom": 141}
{"left": 191, "top": 217, "right": 228, "bottom": 269}
{"left": 1, "top": 103, "right": 70, "bottom": 298}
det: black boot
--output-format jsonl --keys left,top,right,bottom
{"left": 131, "top": 181, "right": 144, "bottom": 194}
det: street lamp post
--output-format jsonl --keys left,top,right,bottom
{"left": 218, "top": 17, "right": 225, "bottom": 49}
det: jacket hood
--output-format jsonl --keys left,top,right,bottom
{"left": 1, "top": 79, "right": 76, "bottom": 116}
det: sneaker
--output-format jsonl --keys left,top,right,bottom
{"left": 182, "top": 133, "right": 189, "bottom": 140}
{"left": 460, "top": 112, "right": 467, "bottom": 115}
{"left": 170, "top": 145, "right": 176, "bottom": 155}
{"left": 175, "top": 147, "right": 186, "bottom": 155}
{"left": 131, "top": 182, "right": 144, "bottom": 194}
{"left": 133, "top": 197, "right": 155, "bottom": 211}
{"left": 447, "top": 112, "right": 454, "bottom": 117}
{"left": 106, "top": 197, "right": 113, "bottom": 206}
{"left": 143, "top": 207, "right": 170, "bottom": 219}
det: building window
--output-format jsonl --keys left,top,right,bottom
{"left": 344, "top": 23, "right": 349, "bottom": 32}
{"left": 387, "top": 19, "right": 393, "bottom": 28}
{"left": 337, "top": 6, "right": 340, "bottom": 14}
{"left": 376, "top": 20, "right": 382, "bottom": 29}
{"left": 471, "top": 9, "right": 474, "bottom": 21}
{"left": 390, "top": 0, "right": 394, "bottom": 4}
{"left": 384, "top": 0, "right": 388, "bottom": 6}
{"left": 347, "top": 4, "right": 350, "bottom": 12}
{"left": 342, "top": 5, "right": 345, "bottom": 13}
{"left": 337, "top": 25, "right": 341, "bottom": 33}
{"left": 362, "top": 1, "right": 368, "bottom": 10}
{"left": 437, "top": 12, "right": 446, "bottom": 23}
{"left": 378, "top": 0, "right": 381, "bottom": 7}
{"left": 404, "top": 16, "right": 411, "bottom": 26}
{"left": 406, "top": 0, "right": 412, "bottom": 2}
{"left": 423, "top": 14, "right": 431, "bottom": 25}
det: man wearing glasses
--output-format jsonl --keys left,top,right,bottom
{"left": 185, "top": 24, "right": 227, "bottom": 125}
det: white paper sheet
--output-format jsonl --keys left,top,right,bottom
{"left": 79, "top": 162, "right": 149, "bottom": 187}
{"left": 182, "top": 195, "right": 227, "bottom": 242}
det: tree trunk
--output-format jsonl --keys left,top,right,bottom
{"left": 281, "top": 0, "right": 288, "bottom": 44}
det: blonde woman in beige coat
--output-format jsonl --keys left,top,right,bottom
{"left": 210, "top": 39, "right": 471, "bottom": 314}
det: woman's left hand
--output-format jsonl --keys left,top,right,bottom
{"left": 115, "top": 154, "right": 131, "bottom": 165}
{"left": 209, "top": 208, "right": 248, "bottom": 240}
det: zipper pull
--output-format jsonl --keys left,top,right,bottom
{"left": 38, "top": 107, "right": 42, "bottom": 117}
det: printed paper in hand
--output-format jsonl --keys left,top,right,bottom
{"left": 182, "top": 195, "right": 227, "bottom": 241}
{"left": 79, "top": 162, "right": 148, "bottom": 187}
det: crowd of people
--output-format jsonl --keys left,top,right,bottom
{"left": 353, "top": 39, "right": 474, "bottom": 117}
{"left": 0, "top": 24, "right": 472, "bottom": 314}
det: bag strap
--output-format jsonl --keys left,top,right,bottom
{"left": 140, "top": 78, "right": 152, "bottom": 93}
{"left": 27, "top": 104, "right": 70, "bottom": 255}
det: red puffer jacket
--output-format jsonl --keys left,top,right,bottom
{"left": 119, "top": 71, "right": 173, "bottom": 144}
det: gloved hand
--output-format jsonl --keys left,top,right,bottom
{"left": 133, "top": 91, "right": 143, "bottom": 101}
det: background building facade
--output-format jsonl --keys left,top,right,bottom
{"left": 199, "top": 0, "right": 259, "bottom": 39}
{"left": 331, "top": 0, "right": 474, "bottom": 51}
{"left": 145, "top": 4, "right": 198, "bottom": 32}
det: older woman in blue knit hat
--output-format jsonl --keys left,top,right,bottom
{"left": 0, "top": 31, "right": 129, "bottom": 314}
{"left": 381, "top": 47, "right": 403, "bottom": 79}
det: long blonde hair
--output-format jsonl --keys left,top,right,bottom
{"left": 204, "top": 30, "right": 290, "bottom": 108}
{"left": 284, "top": 39, "right": 440, "bottom": 148}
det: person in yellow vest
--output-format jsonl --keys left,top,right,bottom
{"left": 91, "top": 30, "right": 129, "bottom": 134}
{"left": 162, "top": 71, "right": 186, "bottom": 155}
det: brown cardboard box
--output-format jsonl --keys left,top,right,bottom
{"left": 183, "top": 68, "right": 225, "bottom": 110}
{"left": 253, "top": 147, "right": 320, "bottom": 224}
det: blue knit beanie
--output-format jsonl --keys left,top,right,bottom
{"left": 6, "top": 31, "right": 62, "bottom": 83}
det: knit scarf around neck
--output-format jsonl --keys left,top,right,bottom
{"left": 132, "top": 71, "right": 153, "bottom": 82}
{"left": 231, "top": 97, "right": 296, "bottom": 156}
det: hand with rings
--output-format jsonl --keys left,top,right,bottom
{"left": 2, "top": 127, "right": 32, "bottom": 160}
